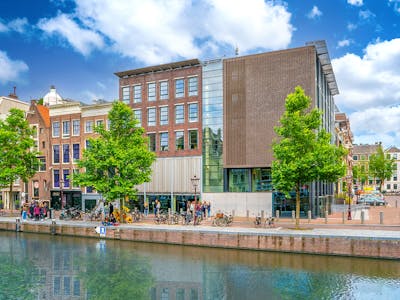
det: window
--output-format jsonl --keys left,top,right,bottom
{"left": 387, "top": 184, "right": 391, "bottom": 190}
{"left": 148, "top": 82, "right": 156, "bottom": 101}
{"left": 64, "top": 276, "right": 71, "bottom": 296}
{"left": 160, "top": 106, "right": 168, "bottom": 125}
{"left": 188, "top": 103, "right": 198, "bottom": 122}
{"left": 73, "top": 278, "right": 80, "bottom": 296}
{"left": 53, "top": 145, "right": 60, "bottom": 163}
{"left": 175, "top": 105, "right": 184, "bottom": 124}
{"left": 148, "top": 108, "right": 156, "bottom": 126}
{"left": 175, "top": 79, "right": 184, "bottom": 98}
{"left": 160, "top": 132, "right": 168, "bottom": 151}
{"left": 353, "top": 155, "right": 358, "bottom": 160}
{"left": 122, "top": 86, "right": 130, "bottom": 104}
{"left": 133, "top": 109, "right": 142, "bottom": 127}
{"left": 54, "top": 169, "right": 60, "bottom": 188}
{"left": 63, "top": 144, "right": 70, "bottom": 163}
{"left": 33, "top": 181, "right": 39, "bottom": 197}
{"left": 96, "top": 120, "right": 104, "bottom": 127}
{"left": 52, "top": 121, "right": 60, "bottom": 137}
{"left": 189, "top": 130, "right": 198, "bottom": 149}
{"left": 85, "top": 121, "right": 94, "bottom": 133}
{"left": 42, "top": 141, "right": 45, "bottom": 149}
{"left": 394, "top": 175, "right": 398, "bottom": 181}
{"left": 160, "top": 81, "right": 168, "bottom": 100}
{"left": 393, "top": 154, "right": 398, "bottom": 159}
{"left": 86, "top": 186, "right": 94, "bottom": 193}
{"left": 39, "top": 157, "right": 46, "bottom": 172}
{"left": 175, "top": 131, "right": 184, "bottom": 150}
{"left": 188, "top": 76, "right": 198, "bottom": 96}
{"left": 63, "top": 169, "right": 70, "bottom": 188}
{"left": 73, "top": 144, "right": 79, "bottom": 161}
{"left": 54, "top": 277, "right": 61, "bottom": 296}
{"left": 148, "top": 133, "right": 156, "bottom": 151}
{"left": 133, "top": 85, "right": 142, "bottom": 103}
{"left": 62, "top": 121, "right": 70, "bottom": 137}
{"left": 85, "top": 140, "right": 90, "bottom": 149}
{"left": 72, "top": 120, "right": 80, "bottom": 135}
{"left": 394, "top": 183, "right": 398, "bottom": 189}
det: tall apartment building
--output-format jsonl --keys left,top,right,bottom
{"left": 116, "top": 40, "right": 339, "bottom": 217}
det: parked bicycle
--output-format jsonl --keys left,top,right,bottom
{"left": 154, "top": 212, "right": 168, "bottom": 225}
{"left": 59, "top": 207, "right": 82, "bottom": 221}
{"left": 131, "top": 208, "right": 142, "bottom": 222}
{"left": 212, "top": 212, "right": 233, "bottom": 227}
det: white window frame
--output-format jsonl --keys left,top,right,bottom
{"left": 147, "top": 82, "right": 156, "bottom": 101}
{"left": 188, "top": 76, "right": 198, "bottom": 96}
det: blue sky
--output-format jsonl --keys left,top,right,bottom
{"left": 0, "top": 0, "right": 399, "bottom": 147}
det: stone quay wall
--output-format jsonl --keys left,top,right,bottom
{"left": 1, "top": 220, "right": 399, "bottom": 260}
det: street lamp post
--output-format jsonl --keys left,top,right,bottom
{"left": 60, "top": 178, "right": 64, "bottom": 210}
{"left": 191, "top": 175, "right": 200, "bottom": 203}
{"left": 346, "top": 175, "right": 352, "bottom": 220}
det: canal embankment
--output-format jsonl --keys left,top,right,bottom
{"left": 1, "top": 217, "right": 399, "bottom": 260}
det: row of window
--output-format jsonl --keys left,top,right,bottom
{"left": 148, "top": 130, "right": 198, "bottom": 152}
{"left": 122, "top": 76, "right": 198, "bottom": 104}
{"left": 52, "top": 119, "right": 106, "bottom": 137}
{"left": 53, "top": 144, "right": 81, "bottom": 164}
{"left": 134, "top": 103, "right": 198, "bottom": 127}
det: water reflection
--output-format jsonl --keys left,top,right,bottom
{"left": 0, "top": 231, "right": 399, "bottom": 300}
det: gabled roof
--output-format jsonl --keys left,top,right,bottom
{"left": 36, "top": 104, "right": 50, "bottom": 127}
{"left": 385, "top": 146, "right": 400, "bottom": 153}
{"left": 353, "top": 144, "right": 380, "bottom": 154}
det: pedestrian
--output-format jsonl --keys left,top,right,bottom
{"left": 156, "top": 199, "right": 161, "bottom": 217}
{"left": 144, "top": 201, "right": 149, "bottom": 217}
{"left": 109, "top": 202, "right": 114, "bottom": 219}
{"left": 34, "top": 203, "right": 40, "bottom": 221}
{"left": 207, "top": 201, "right": 211, "bottom": 219}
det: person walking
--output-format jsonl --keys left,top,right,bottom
{"left": 144, "top": 201, "right": 149, "bottom": 217}
{"left": 109, "top": 202, "right": 114, "bottom": 219}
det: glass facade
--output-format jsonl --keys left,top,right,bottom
{"left": 202, "top": 60, "right": 224, "bottom": 192}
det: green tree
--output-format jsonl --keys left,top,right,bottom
{"left": 352, "top": 164, "right": 368, "bottom": 190}
{"left": 272, "top": 86, "right": 346, "bottom": 228}
{"left": 73, "top": 101, "right": 156, "bottom": 218}
{"left": 369, "top": 145, "right": 395, "bottom": 191}
{"left": 0, "top": 108, "right": 39, "bottom": 209}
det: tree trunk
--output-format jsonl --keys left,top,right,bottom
{"left": 8, "top": 182, "right": 14, "bottom": 211}
{"left": 295, "top": 184, "right": 300, "bottom": 229}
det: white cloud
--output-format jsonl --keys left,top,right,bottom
{"left": 0, "top": 18, "right": 29, "bottom": 33}
{"left": 333, "top": 38, "right": 400, "bottom": 147}
{"left": 0, "top": 50, "right": 29, "bottom": 83}
{"left": 36, "top": 0, "right": 293, "bottom": 64}
{"left": 347, "top": 0, "right": 363, "bottom": 6}
{"left": 38, "top": 14, "right": 104, "bottom": 56}
{"left": 389, "top": 0, "right": 400, "bottom": 13}
{"left": 347, "top": 23, "right": 357, "bottom": 31}
{"left": 307, "top": 6, "right": 322, "bottom": 19}
{"left": 337, "top": 39, "right": 351, "bottom": 48}
{"left": 359, "top": 9, "right": 375, "bottom": 20}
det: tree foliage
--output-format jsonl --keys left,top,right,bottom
{"left": 0, "top": 108, "right": 40, "bottom": 209}
{"left": 272, "top": 86, "right": 346, "bottom": 227}
{"left": 73, "top": 101, "right": 156, "bottom": 206}
{"left": 368, "top": 145, "right": 395, "bottom": 191}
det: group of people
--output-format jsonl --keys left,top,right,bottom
{"left": 187, "top": 201, "right": 211, "bottom": 224}
{"left": 21, "top": 201, "right": 49, "bottom": 221}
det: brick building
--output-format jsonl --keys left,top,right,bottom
{"left": 115, "top": 40, "right": 339, "bottom": 217}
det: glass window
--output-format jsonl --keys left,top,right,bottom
{"left": 387, "top": 184, "right": 391, "bottom": 190}
{"left": 85, "top": 121, "right": 94, "bottom": 133}
{"left": 85, "top": 140, "right": 90, "bottom": 149}
{"left": 63, "top": 144, "right": 70, "bottom": 163}
{"left": 148, "top": 133, "right": 156, "bottom": 152}
{"left": 133, "top": 85, "right": 142, "bottom": 103}
{"left": 52, "top": 121, "right": 60, "bottom": 137}
{"left": 39, "top": 157, "right": 46, "bottom": 172}
{"left": 73, "top": 144, "right": 79, "bottom": 161}
{"left": 189, "top": 130, "right": 198, "bottom": 149}
{"left": 353, "top": 155, "right": 358, "bottom": 160}
{"left": 175, "top": 105, "right": 184, "bottom": 124}
{"left": 96, "top": 120, "right": 103, "bottom": 127}
{"left": 160, "top": 106, "right": 168, "bottom": 125}
{"left": 64, "top": 276, "right": 71, "bottom": 296}
{"left": 175, "top": 131, "right": 184, "bottom": 150}
{"left": 395, "top": 184, "right": 398, "bottom": 190}
{"left": 63, "top": 169, "right": 70, "bottom": 188}
{"left": 72, "top": 120, "right": 80, "bottom": 136}
{"left": 188, "top": 76, "right": 198, "bottom": 96}
{"left": 188, "top": 103, "right": 198, "bottom": 122}
{"left": 53, "top": 145, "right": 60, "bottom": 164}
{"left": 54, "top": 277, "right": 61, "bottom": 295}
{"left": 148, "top": 82, "right": 156, "bottom": 101}
{"left": 73, "top": 279, "right": 80, "bottom": 296}
{"left": 133, "top": 109, "right": 142, "bottom": 127}
{"left": 252, "top": 168, "right": 272, "bottom": 191}
{"left": 175, "top": 79, "right": 184, "bottom": 98}
{"left": 147, "top": 108, "right": 156, "bottom": 126}
{"left": 54, "top": 169, "right": 60, "bottom": 188}
{"left": 228, "top": 169, "right": 250, "bottom": 192}
{"left": 62, "top": 121, "right": 70, "bottom": 137}
{"left": 160, "top": 81, "right": 169, "bottom": 100}
{"left": 122, "top": 86, "right": 130, "bottom": 104}
{"left": 160, "top": 132, "right": 168, "bottom": 151}
{"left": 394, "top": 175, "right": 398, "bottom": 181}
{"left": 86, "top": 186, "right": 94, "bottom": 193}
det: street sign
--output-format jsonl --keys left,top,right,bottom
{"left": 95, "top": 226, "right": 106, "bottom": 237}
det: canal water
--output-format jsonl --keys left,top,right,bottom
{"left": 0, "top": 231, "right": 399, "bottom": 300}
